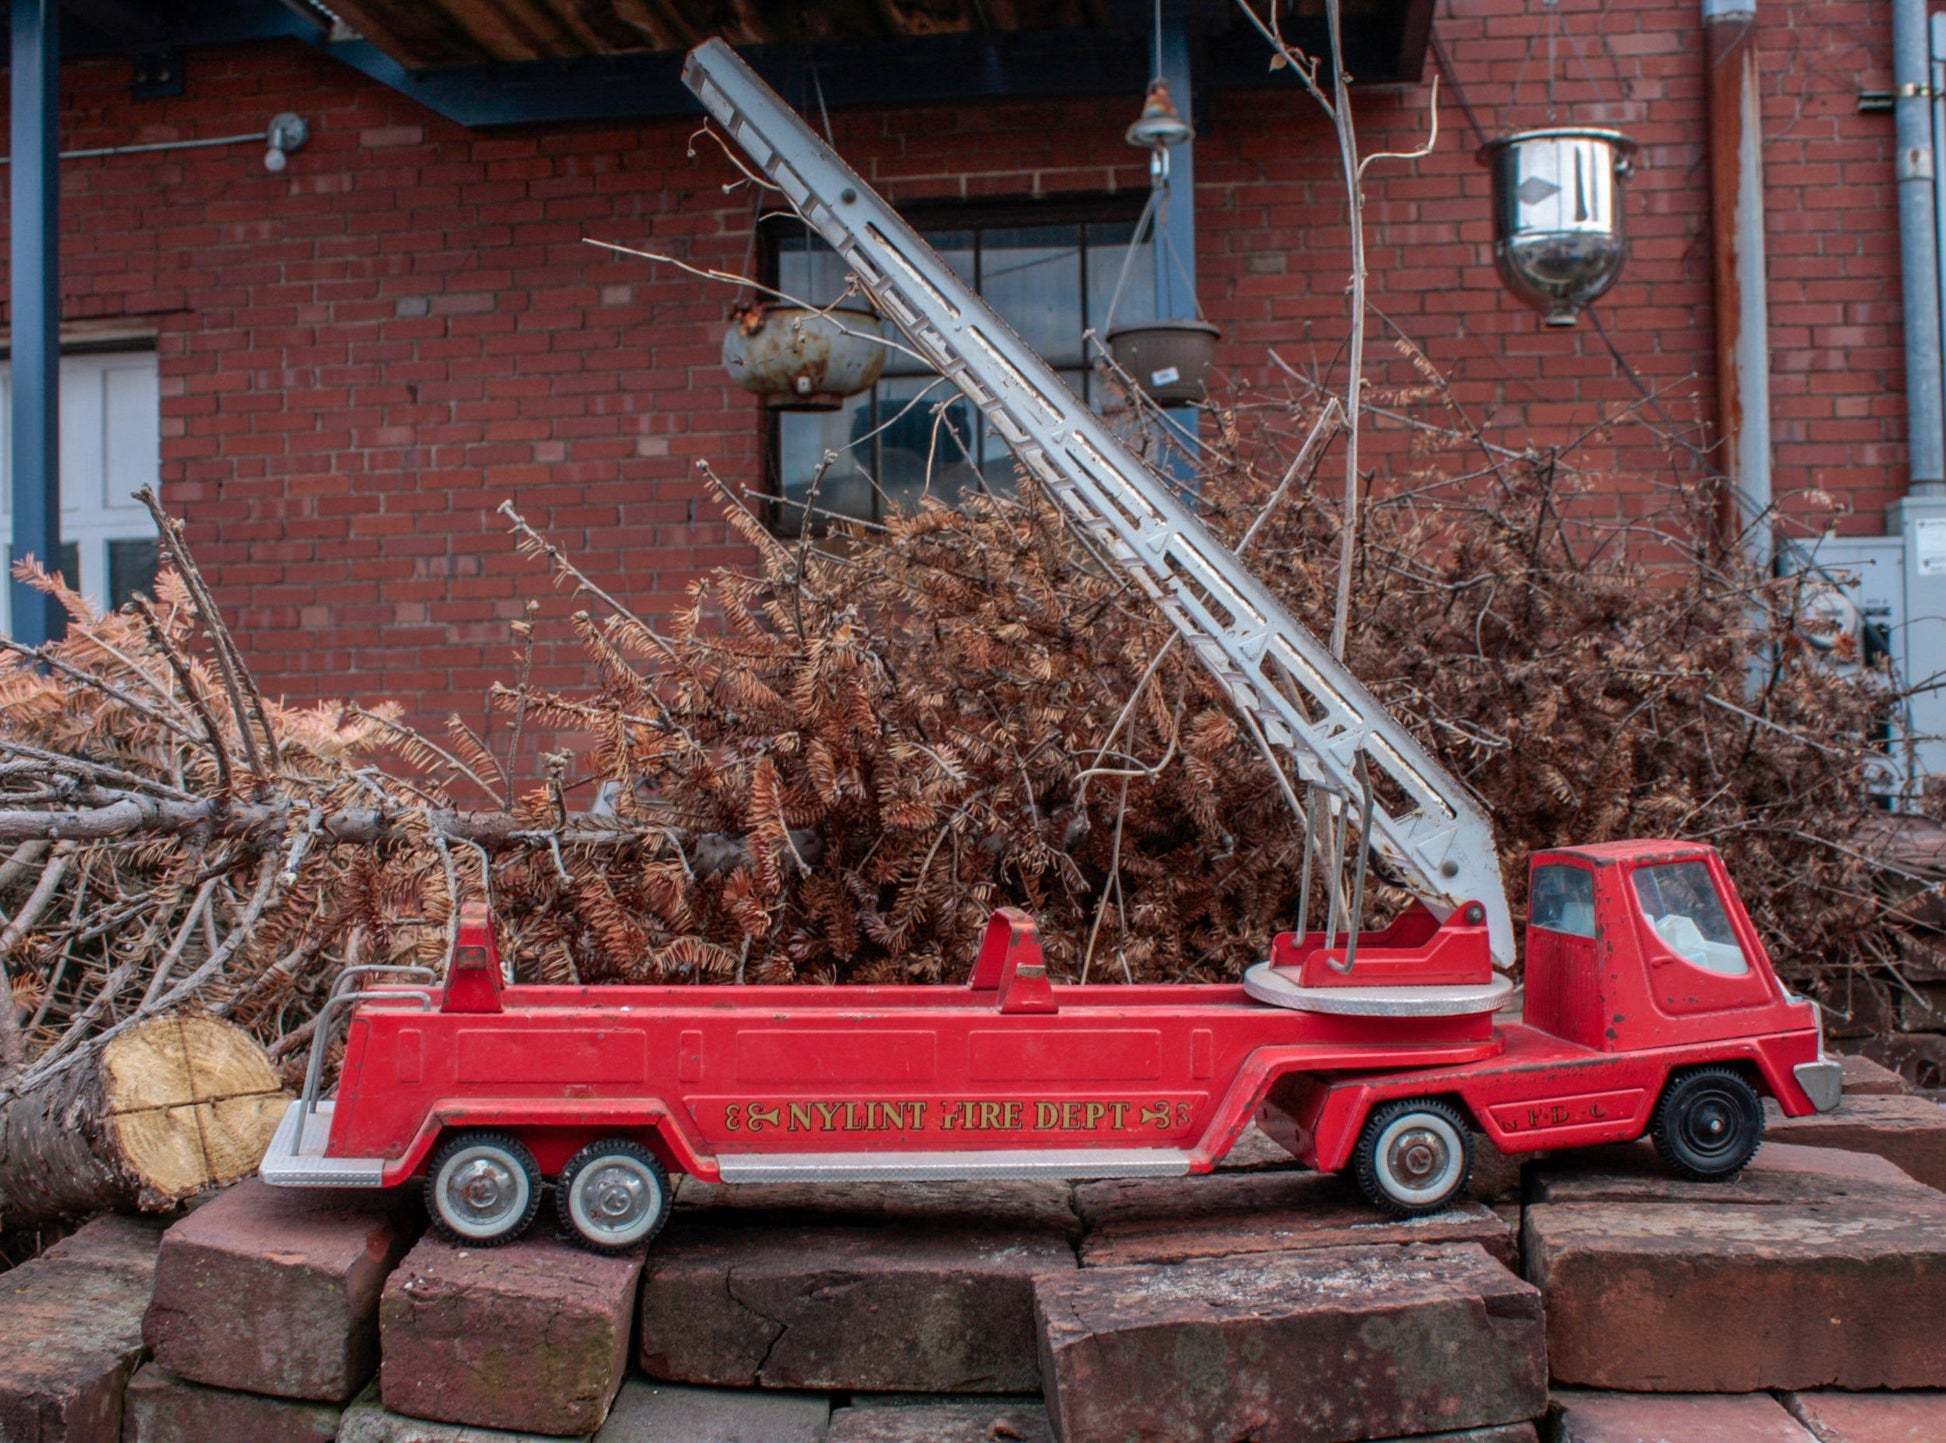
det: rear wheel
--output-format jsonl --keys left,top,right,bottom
{"left": 1651, "top": 1066, "right": 1763, "bottom": 1180}
{"left": 556, "top": 1139, "right": 671, "bottom": 1254}
{"left": 1352, "top": 1097, "right": 1473, "bottom": 1215}
{"left": 425, "top": 1131, "right": 542, "bottom": 1245}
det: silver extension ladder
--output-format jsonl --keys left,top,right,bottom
{"left": 682, "top": 40, "right": 1514, "bottom": 967}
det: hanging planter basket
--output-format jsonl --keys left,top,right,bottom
{"left": 1105, "top": 319, "right": 1221, "bottom": 406}
{"left": 722, "top": 301, "right": 888, "bottom": 411}
{"left": 1478, "top": 127, "right": 1636, "bottom": 327}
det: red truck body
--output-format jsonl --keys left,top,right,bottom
{"left": 264, "top": 838, "right": 1834, "bottom": 1242}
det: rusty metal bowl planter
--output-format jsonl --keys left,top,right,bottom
{"left": 721, "top": 301, "right": 887, "bottom": 411}
{"left": 1105, "top": 318, "right": 1221, "bottom": 406}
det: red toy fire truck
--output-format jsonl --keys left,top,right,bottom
{"left": 260, "top": 42, "right": 1840, "bottom": 1254}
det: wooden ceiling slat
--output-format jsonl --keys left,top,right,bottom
{"left": 329, "top": 0, "right": 1421, "bottom": 79}
{"left": 430, "top": 0, "right": 577, "bottom": 60}
{"left": 575, "top": 0, "right": 671, "bottom": 50}
{"left": 329, "top": 0, "right": 491, "bottom": 66}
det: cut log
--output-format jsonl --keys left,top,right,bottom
{"left": 0, "top": 1015, "right": 288, "bottom": 1227}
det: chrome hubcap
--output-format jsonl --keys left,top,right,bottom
{"left": 437, "top": 1146, "right": 529, "bottom": 1238}
{"left": 1388, "top": 1127, "right": 1447, "bottom": 1185}
{"left": 1373, "top": 1109, "right": 1464, "bottom": 1207}
{"left": 570, "top": 1155, "right": 662, "bottom": 1244}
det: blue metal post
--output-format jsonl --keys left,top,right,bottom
{"left": 10, "top": 0, "right": 61, "bottom": 644}
{"left": 1155, "top": 0, "right": 1199, "bottom": 463}
{"left": 1154, "top": 5, "right": 1196, "bottom": 322}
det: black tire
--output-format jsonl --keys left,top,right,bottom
{"left": 555, "top": 1139, "right": 671, "bottom": 1254}
{"left": 424, "top": 1131, "right": 542, "bottom": 1246}
{"left": 1650, "top": 1066, "right": 1764, "bottom": 1180}
{"left": 1352, "top": 1097, "right": 1473, "bottom": 1216}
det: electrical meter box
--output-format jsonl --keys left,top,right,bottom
{"left": 1889, "top": 493, "right": 1946, "bottom": 781}
{"left": 1792, "top": 532, "right": 1909, "bottom": 798}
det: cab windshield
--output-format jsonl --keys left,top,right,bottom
{"left": 1632, "top": 860, "right": 1750, "bottom": 976}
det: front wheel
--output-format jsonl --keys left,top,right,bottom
{"left": 1651, "top": 1066, "right": 1764, "bottom": 1180}
{"left": 1352, "top": 1097, "right": 1473, "bottom": 1215}
{"left": 557, "top": 1139, "right": 671, "bottom": 1253}
{"left": 425, "top": 1131, "right": 542, "bottom": 1245}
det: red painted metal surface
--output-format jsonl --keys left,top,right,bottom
{"left": 318, "top": 840, "right": 1822, "bottom": 1192}
{"left": 1276, "top": 901, "right": 1494, "bottom": 988}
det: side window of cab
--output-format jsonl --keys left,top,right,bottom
{"left": 1530, "top": 864, "right": 1596, "bottom": 938}
{"left": 1631, "top": 860, "right": 1750, "bottom": 976}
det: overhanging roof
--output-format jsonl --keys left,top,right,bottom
{"left": 33, "top": 0, "right": 1432, "bottom": 128}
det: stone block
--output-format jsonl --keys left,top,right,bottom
{"left": 1035, "top": 1242, "right": 1546, "bottom": 1443}
{"left": 674, "top": 1175, "right": 1077, "bottom": 1235}
{"left": 1763, "top": 1094, "right": 1946, "bottom": 1191}
{"left": 596, "top": 1381, "right": 830, "bottom": 1443}
{"left": 1213, "top": 1123, "right": 1301, "bottom": 1171}
{"left": 825, "top": 1399, "right": 1052, "bottom": 1442}
{"left": 1468, "top": 1132, "right": 1524, "bottom": 1203}
{"left": 1783, "top": 1390, "right": 1946, "bottom": 1442}
{"left": 1838, "top": 1053, "right": 1909, "bottom": 1094}
{"left": 0, "top": 1243, "right": 157, "bottom": 1443}
{"left": 120, "top": 1363, "right": 342, "bottom": 1443}
{"left": 1551, "top": 1391, "right": 1813, "bottom": 1442}
{"left": 41, "top": 1214, "right": 171, "bottom": 1276}
{"left": 638, "top": 1222, "right": 1073, "bottom": 1392}
{"left": 380, "top": 1232, "right": 643, "bottom": 1437}
{"left": 345, "top": 1380, "right": 831, "bottom": 1442}
{"left": 144, "top": 1177, "right": 418, "bottom": 1403}
{"left": 1525, "top": 1180, "right": 1946, "bottom": 1389}
{"left": 1866, "top": 1032, "right": 1946, "bottom": 1089}
{"left": 813, "top": 1401, "right": 1537, "bottom": 1443}
{"left": 338, "top": 1395, "right": 566, "bottom": 1441}
{"left": 1075, "top": 1168, "right": 1513, "bottom": 1268}
{"left": 1529, "top": 1139, "right": 1928, "bottom": 1207}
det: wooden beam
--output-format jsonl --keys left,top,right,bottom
{"left": 423, "top": 0, "right": 552, "bottom": 61}
{"left": 1393, "top": 0, "right": 1433, "bottom": 85}
{"left": 576, "top": 0, "right": 670, "bottom": 50}
{"left": 326, "top": 0, "right": 486, "bottom": 66}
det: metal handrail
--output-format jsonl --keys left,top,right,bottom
{"left": 300, "top": 987, "right": 433, "bottom": 1116}
{"left": 328, "top": 963, "right": 437, "bottom": 999}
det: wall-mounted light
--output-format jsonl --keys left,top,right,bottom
{"left": 264, "top": 114, "right": 309, "bottom": 173}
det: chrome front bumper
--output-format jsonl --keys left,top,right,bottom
{"left": 257, "top": 1100, "right": 388, "bottom": 1188}
{"left": 1794, "top": 1059, "right": 1844, "bottom": 1114}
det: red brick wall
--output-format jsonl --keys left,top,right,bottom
{"left": 0, "top": 0, "right": 1909, "bottom": 738}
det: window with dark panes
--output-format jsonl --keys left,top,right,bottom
{"left": 769, "top": 203, "right": 1154, "bottom": 531}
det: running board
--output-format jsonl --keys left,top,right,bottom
{"left": 258, "top": 1100, "right": 386, "bottom": 1188}
{"left": 713, "top": 1148, "right": 1194, "bottom": 1184}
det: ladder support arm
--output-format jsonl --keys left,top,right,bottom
{"left": 681, "top": 40, "right": 1516, "bottom": 968}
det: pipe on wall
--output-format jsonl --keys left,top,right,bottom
{"left": 1702, "top": 0, "right": 1774, "bottom": 555}
{"left": 9, "top": 0, "right": 62, "bottom": 647}
{"left": 1896, "top": 0, "right": 1946, "bottom": 492}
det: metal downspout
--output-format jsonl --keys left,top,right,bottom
{"left": 1703, "top": 0, "right": 1774, "bottom": 558}
{"left": 9, "top": 0, "right": 61, "bottom": 646}
{"left": 1896, "top": 0, "right": 1946, "bottom": 493}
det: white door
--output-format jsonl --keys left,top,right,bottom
{"left": 0, "top": 350, "right": 161, "bottom": 632}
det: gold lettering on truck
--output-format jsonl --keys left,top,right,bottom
{"left": 723, "top": 1096, "right": 1187, "bottom": 1135}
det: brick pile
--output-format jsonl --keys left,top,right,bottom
{"left": 0, "top": 1063, "right": 1940, "bottom": 1441}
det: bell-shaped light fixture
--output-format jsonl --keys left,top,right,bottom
{"left": 1126, "top": 78, "right": 1194, "bottom": 152}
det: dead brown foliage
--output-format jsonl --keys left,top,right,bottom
{"left": 0, "top": 397, "right": 1915, "bottom": 1099}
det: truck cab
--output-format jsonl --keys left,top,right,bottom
{"left": 1261, "top": 840, "right": 1838, "bottom": 1213}
{"left": 1525, "top": 840, "right": 1820, "bottom": 1054}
